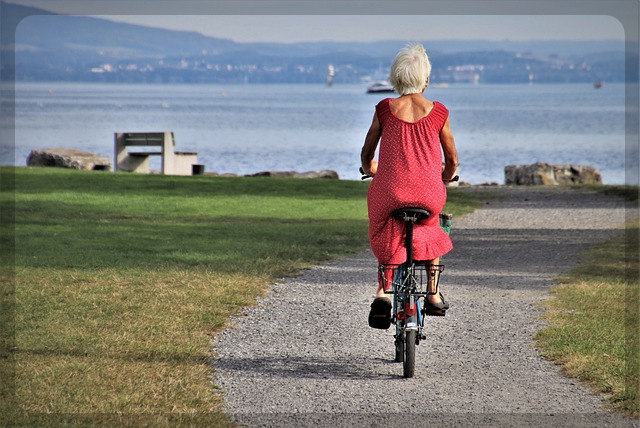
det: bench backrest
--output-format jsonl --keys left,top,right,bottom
{"left": 118, "top": 132, "right": 175, "bottom": 147}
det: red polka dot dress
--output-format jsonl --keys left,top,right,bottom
{"left": 367, "top": 98, "right": 453, "bottom": 265}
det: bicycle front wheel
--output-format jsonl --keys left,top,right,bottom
{"left": 403, "top": 330, "right": 416, "bottom": 378}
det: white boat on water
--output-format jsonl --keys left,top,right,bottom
{"left": 366, "top": 81, "right": 395, "bottom": 93}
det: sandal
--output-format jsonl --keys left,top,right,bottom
{"left": 424, "top": 293, "right": 449, "bottom": 316}
{"left": 368, "top": 297, "right": 392, "bottom": 329}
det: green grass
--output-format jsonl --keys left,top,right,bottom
{"left": 3, "top": 167, "right": 478, "bottom": 424}
{"left": 535, "top": 190, "right": 639, "bottom": 417}
{"left": 592, "top": 184, "right": 639, "bottom": 202}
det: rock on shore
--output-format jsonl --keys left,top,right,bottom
{"left": 27, "top": 148, "right": 111, "bottom": 171}
{"left": 244, "top": 170, "right": 339, "bottom": 179}
{"left": 505, "top": 162, "right": 601, "bottom": 185}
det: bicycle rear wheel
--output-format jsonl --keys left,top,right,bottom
{"left": 403, "top": 330, "right": 416, "bottom": 378}
{"left": 395, "top": 333, "right": 403, "bottom": 362}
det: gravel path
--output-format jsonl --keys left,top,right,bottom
{"left": 213, "top": 186, "right": 637, "bottom": 428}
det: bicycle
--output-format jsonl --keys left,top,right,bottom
{"left": 361, "top": 168, "right": 456, "bottom": 378}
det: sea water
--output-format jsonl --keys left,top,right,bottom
{"left": 2, "top": 82, "right": 633, "bottom": 184}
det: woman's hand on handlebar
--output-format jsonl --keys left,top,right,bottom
{"left": 443, "top": 175, "right": 459, "bottom": 184}
{"left": 360, "top": 160, "right": 378, "bottom": 179}
{"left": 359, "top": 167, "right": 374, "bottom": 180}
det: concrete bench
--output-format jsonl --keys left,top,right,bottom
{"left": 114, "top": 132, "right": 199, "bottom": 176}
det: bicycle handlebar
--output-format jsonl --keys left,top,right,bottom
{"left": 359, "top": 167, "right": 459, "bottom": 183}
{"left": 359, "top": 167, "right": 373, "bottom": 180}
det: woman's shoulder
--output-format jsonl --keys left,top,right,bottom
{"left": 375, "top": 97, "right": 393, "bottom": 117}
{"left": 375, "top": 97, "right": 393, "bottom": 109}
{"left": 430, "top": 100, "right": 448, "bottom": 113}
{"left": 431, "top": 101, "right": 449, "bottom": 123}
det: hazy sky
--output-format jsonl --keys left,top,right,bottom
{"left": 6, "top": 0, "right": 631, "bottom": 43}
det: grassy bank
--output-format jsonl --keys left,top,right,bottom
{"left": 5, "top": 167, "right": 477, "bottom": 424}
{"left": 536, "top": 187, "right": 639, "bottom": 417}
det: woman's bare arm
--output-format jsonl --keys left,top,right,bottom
{"left": 440, "top": 117, "right": 459, "bottom": 181}
{"left": 360, "top": 113, "right": 381, "bottom": 175}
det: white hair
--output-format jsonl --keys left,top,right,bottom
{"left": 388, "top": 43, "right": 432, "bottom": 95}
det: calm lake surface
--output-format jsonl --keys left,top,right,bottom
{"left": 3, "top": 82, "right": 633, "bottom": 184}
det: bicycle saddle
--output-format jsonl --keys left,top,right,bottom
{"left": 391, "top": 207, "right": 431, "bottom": 223}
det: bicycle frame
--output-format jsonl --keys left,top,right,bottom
{"left": 378, "top": 210, "right": 450, "bottom": 377}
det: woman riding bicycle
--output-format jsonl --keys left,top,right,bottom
{"left": 360, "top": 43, "right": 459, "bottom": 326}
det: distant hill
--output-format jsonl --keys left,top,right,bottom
{"left": 3, "top": 2, "right": 238, "bottom": 58}
{"left": 1, "top": 1, "right": 632, "bottom": 84}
